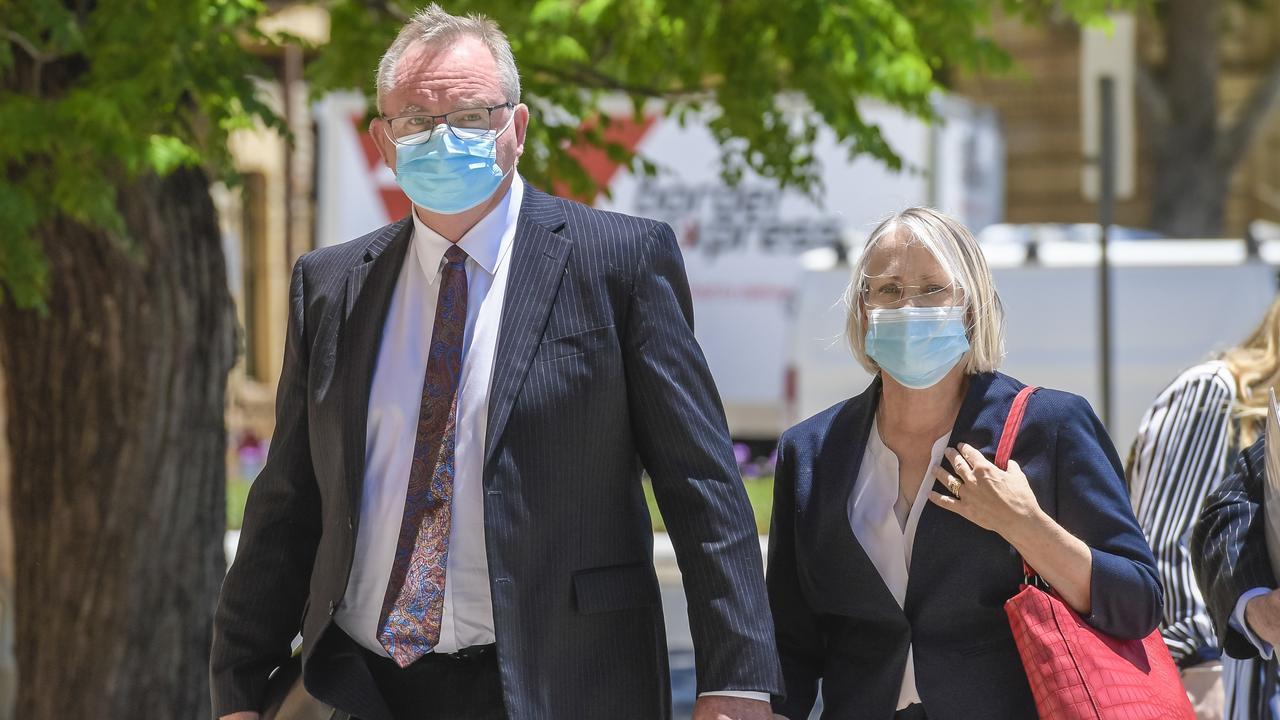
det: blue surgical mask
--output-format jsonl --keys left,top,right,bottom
{"left": 865, "top": 306, "right": 970, "bottom": 389}
{"left": 394, "top": 117, "right": 514, "bottom": 215}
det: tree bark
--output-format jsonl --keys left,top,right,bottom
{"left": 1150, "top": 151, "right": 1232, "bottom": 238}
{"left": 1148, "top": 0, "right": 1227, "bottom": 237}
{"left": 0, "top": 166, "right": 235, "bottom": 719}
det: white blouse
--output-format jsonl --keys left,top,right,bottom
{"left": 848, "top": 417, "right": 952, "bottom": 711}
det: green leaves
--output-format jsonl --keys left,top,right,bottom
{"left": 311, "top": 1, "right": 1126, "bottom": 205}
{"left": 0, "top": 0, "right": 1132, "bottom": 308}
{"left": 0, "top": 0, "right": 280, "bottom": 308}
{"left": 0, "top": 177, "right": 47, "bottom": 309}
{"left": 146, "top": 135, "right": 203, "bottom": 176}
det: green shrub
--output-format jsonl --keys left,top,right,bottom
{"left": 644, "top": 477, "right": 773, "bottom": 535}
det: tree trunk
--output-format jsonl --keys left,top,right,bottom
{"left": 1149, "top": 0, "right": 1226, "bottom": 238}
{"left": 0, "top": 166, "right": 235, "bottom": 719}
{"left": 1150, "top": 152, "right": 1231, "bottom": 238}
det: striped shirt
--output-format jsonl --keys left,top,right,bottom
{"left": 1128, "top": 360, "right": 1237, "bottom": 664}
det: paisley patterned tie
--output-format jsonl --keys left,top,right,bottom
{"left": 377, "top": 244, "right": 469, "bottom": 667}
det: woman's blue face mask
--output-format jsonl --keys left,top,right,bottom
{"left": 393, "top": 115, "right": 515, "bottom": 215}
{"left": 864, "top": 305, "right": 970, "bottom": 389}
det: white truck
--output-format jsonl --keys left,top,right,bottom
{"left": 314, "top": 92, "right": 1005, "bottom": 440}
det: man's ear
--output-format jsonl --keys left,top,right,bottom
{"left": 369, "top": 117, "right": 396, "bottom": 172}
{"left": 512, "top": 103, "right": 530, "bottom": 159}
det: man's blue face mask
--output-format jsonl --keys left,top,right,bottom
{"left": 864, "top": 305, "right": 970, "bottom": 389}
{"left": 393, "top": 114, "right": 515, "bottom": 215}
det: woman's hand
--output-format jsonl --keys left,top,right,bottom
{"left": 928, "top": 442, "right": 1043, "bottom": 539}
{"left": 928, "top": 442, "right": 1094, "bottom": 615}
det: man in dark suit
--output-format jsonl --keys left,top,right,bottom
{"left": 1193, "top": 438, "right": 1278, "bottom": 660}
{"left": 1192, "top": 437, "right": 1280, "bottom": 717}
{"left": 210, "top": 5, "right": 781, "bottom": 720}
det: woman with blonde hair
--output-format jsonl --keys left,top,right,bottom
{"left": 1128, "top": 295, "right": 1280, "bottom": 720}
{"left": 767, "top": 206, "right": 1161, "bottom": 719}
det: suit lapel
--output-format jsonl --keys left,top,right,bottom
{"left": 338, "top": 218, "right": 413, "bottom": 513}
{"left": 484, "top": 187, "right": 570, "bottom": 467}
{"left": 817, "top": 376, "right": 904, "bottom": 614}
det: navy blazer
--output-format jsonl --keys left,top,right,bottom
{"left": 767, "top": 372, "right": 1161, "bottom": 720}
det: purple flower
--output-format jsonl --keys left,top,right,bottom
{"left": 237, "top": 432, "right": 267, "bottom": 480}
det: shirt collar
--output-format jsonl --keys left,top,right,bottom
{"left": 867, "top": 416, "right": 953, "bottom": 471}
{"left": 411, "top": 173, "right": 524, "bottom": 284}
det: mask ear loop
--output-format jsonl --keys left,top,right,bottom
{"left": 491, "top": 110, "right": 517, "bottom": 140}
{"left": 487, "top": 108, "right": 520, "bottom": 180}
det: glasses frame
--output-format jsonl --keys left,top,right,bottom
{"left": 381, "top": 102, "right": 516, "bottom": 145}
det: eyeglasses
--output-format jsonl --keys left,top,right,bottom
{"left": 382, "top": 102, "right": 515, "bottom": 145}
{"left": 861, "top": 281, "right": 960, "bottom": 309}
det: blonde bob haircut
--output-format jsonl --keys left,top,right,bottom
{"left": 844, "top": 207, "right": 1006, "bottom": 376}
{"left": 1220, "top": 295, "right": 1280, "bottom": 449}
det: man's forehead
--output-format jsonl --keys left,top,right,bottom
{"left": 387, "top": 37, "right": 502, "bottom": 111}
{"left": 384, "top": 75, "right": 503, "bottom": 115}
{"left": 392, "top": 95, "right": 492, "bottom": 115}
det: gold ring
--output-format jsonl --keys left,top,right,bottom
{"left": 947, "top": 477, "right": 963, "bottom": 495}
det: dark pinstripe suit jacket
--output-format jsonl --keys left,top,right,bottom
{"left": 1191, "top": 437, "right": 1276, "bottom": 660}
{"left": 768, "top": 372, "right": 1162, "bottom": 720}
{"left": 210, "top": 183, "right": 783, "bottom": 720}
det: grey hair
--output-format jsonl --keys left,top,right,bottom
{"left": 844, "top": 206, "right": 1006, "bottom": 376}
{"left": 375, "top": 4, "right": 521, "bottom": 112}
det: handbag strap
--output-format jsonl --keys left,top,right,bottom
{"left": 997, "top": 385, "right": 1039, "bottom": 581}
{"left": 996, "top": 385, "right": 1038, "bottom": 471}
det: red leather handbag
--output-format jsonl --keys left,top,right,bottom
{"left": 996, "top": 386, "right": 1194, "bottom": 720}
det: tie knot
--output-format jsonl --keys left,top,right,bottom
{"left": 444, "top": 245, "right": 467, "bottom": 266}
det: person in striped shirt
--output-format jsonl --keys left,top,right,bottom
{"left": 1128, "top": 296, "right": 1280, "bottom": 720}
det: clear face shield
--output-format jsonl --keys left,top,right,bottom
{"left": 858, "top": 234, "right": 972, "bottom": 389}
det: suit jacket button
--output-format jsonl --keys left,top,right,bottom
{"left": 328, "top": 601, "right": 337, "bottom": 616}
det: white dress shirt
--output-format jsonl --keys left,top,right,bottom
{"left": 1232, "top": 588, "right": 1275, "bottom": 659}
{"left": 335, "top": 175, "right": 523, "bottom": 656}
{"left": 848, "top": 418, "right": 951, "bottom": 711}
